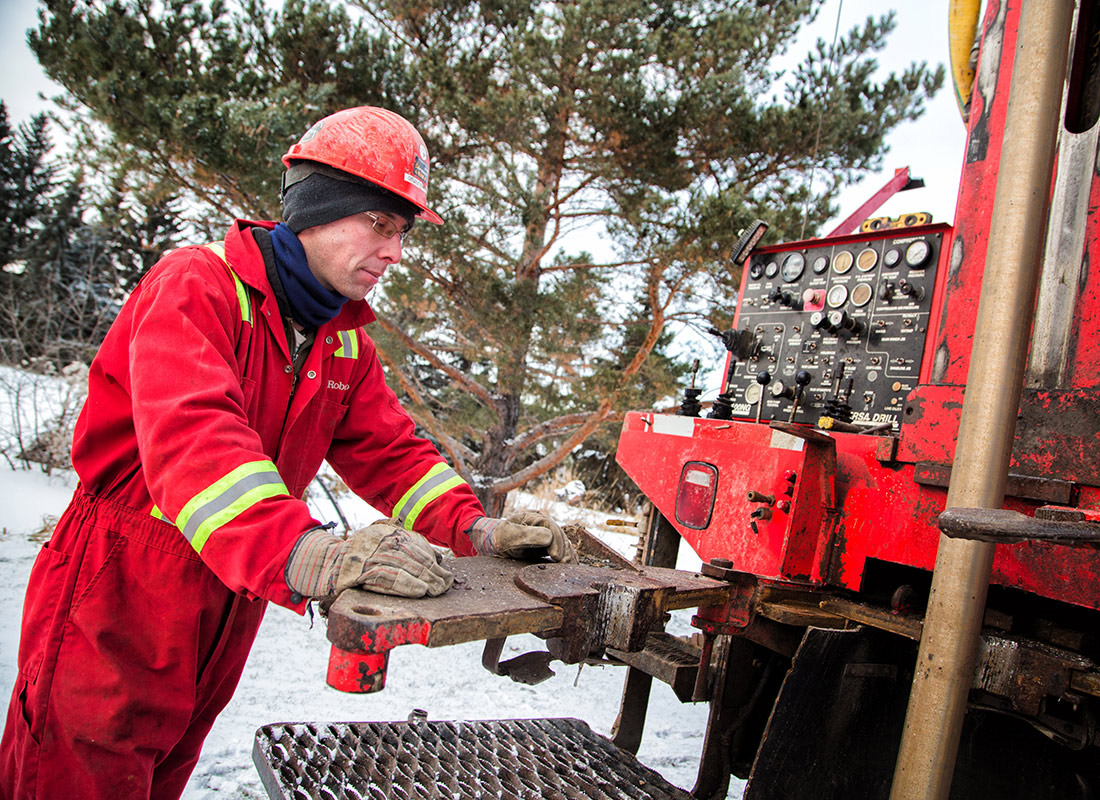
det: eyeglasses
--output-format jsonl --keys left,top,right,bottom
{"left": 363, "top": 211, "right": 411, "bottom": 243}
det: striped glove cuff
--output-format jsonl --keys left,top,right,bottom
{"left": 285, "top": 527, "right": 346, "bottom": 598}
{"left": 467, "top": 516, "right": 505, "bottom": 557}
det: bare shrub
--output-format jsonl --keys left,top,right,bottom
{"left": 0, "top": 362, "right": 88, "bottom": 473}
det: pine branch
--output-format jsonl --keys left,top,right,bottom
{"left": 373, "top": 345, "right": 477, "bottom": 471}
{"left": 484, "top": 397, "right": 615, "bottom": 494}
{"left": 539, "top": 257, "right": 647, "bottom": 274}
{"left": 373, "top": 311, "right": 496, "bottom": 408}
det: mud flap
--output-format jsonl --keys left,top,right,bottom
{"left": 744, "top": 626, "right": 1100, "bottom": 799}
{"left": 744, "top": 626, "right": 913, "bottom": 799}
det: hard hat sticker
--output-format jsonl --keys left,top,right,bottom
{"left": 300, "top": 120, "right": 324, "bottom": 143}
{"left": 411, "top": 154, "right": 430, "bottom": 188}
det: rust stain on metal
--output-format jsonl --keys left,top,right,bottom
{"left": 564, "top": 522, "right": 642, "bottom": 571}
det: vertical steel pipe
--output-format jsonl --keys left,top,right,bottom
{"left": 889, "top": 1, "right": 1075, "bottom": 798}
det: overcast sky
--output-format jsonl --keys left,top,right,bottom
{"left": 0, "top": 0, "right": 967, "bottom": 231}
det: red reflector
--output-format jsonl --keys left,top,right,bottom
{"left": 676, "top": 461, "right": 718, "bottom": 529}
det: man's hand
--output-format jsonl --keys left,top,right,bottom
{"left": 468, "top": 512, "right": 577, "bottom": 563}
{"left": 286, "top": 521, "right": 453, "bottom": 600}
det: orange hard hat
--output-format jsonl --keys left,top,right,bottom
{"left": 282, "top": 106, "right": 443, "bottom": 225}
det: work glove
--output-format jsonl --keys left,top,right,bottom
{"left": 285, "top": 521, "right": 453, "bottom": 600}
{"left": 467, "top": 511, "right": 578, "bottom": 563}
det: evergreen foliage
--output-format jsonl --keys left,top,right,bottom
{"left": 28, "top": 0, "right": 943, "bottom": 510}
{"left": 0, "top": 102, "right": 182, "bottom": 367}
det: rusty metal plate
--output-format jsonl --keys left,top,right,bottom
{"left": 327, "top": 557, "right": 733, "bottom": 658}
{"left": 253, "top": 718, "right": 692, "bottom": 800}
{"left": 326, "top": 557, "right": 563, "bottom": 654}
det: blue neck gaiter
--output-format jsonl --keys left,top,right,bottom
{"left": 269, "top": 223, "right": 347, "bottom": 327}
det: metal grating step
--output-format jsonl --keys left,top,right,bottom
{"left": 253, "top": 717, "right": 692, "bottom": 800}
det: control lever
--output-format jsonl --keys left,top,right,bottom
{"left": 898, "top": 279, "right": 925, "bottom": 301}
{"left": 822, "top": 364, "right": 854, "bottom": 423}
{"left": 706, "top": 327, "right": 757, "bottom": 422}
{"left": 754, "top": 370, "right": 772, "bottom": 423}
{"left": 768, "top": 288, "right": 803, "bottom": 310}
{"left": 787, "top": 370, "right": 813, "bottom": 422}
{"left": 707, "top": 359, "right": 738, "bottom": 420}
{"left": 678, "top": 359, "right": 703, "bottom": 417}
{"left": 708, "top": 326, "right": 757, "bottom": 360}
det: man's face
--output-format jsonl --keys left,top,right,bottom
{"left": 296, "top": 211, "right": 406, "bottom": 301}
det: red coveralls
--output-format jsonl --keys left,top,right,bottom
{"left": 0, "top": 220, "right": 483, "bottom": 799}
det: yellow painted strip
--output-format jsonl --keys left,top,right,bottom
{"left": 204, "top": 241, "right": 252, "bottom": 324}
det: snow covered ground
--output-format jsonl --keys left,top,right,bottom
{"left": 0, "top": 464, "right": 747, "bottom": 798}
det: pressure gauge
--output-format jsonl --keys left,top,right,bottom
{"left": 826, "top": 284, "right": 849, "bottom": 308}
{"left": 856, "top": 248, "right": 878, "bottom": 272}
{"left": 883, "top": 248, "right": 901, "bottom": 268}
{"left": 905, "top": 240, "right": 931, "bottom": 268}
{"left": 749, "top": 261, "right": 765, "bottom": 279}
{"left": 764, "top": 261, "right": 780, "bottom": 279}
{"left": 833, "top": 250, "right": 854, "bottom": 274}
{"left": 744, "top": 383, "right": 763, "bottom": 404}
{"left": 851, "top": 283, "right": 874, "bottom": 307}
{"left": 812, "top": 255, "right": 830, "bottom": 274}
{"left": 781, "top": 252, "right": 806, "bottom": 282}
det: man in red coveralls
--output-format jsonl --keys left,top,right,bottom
{"left": 0, "top": 106, "right": 575, "bottom": 799}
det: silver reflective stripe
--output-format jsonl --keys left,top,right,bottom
{"left": 393, "top": 463, "right": 466, "bottom": 529}
{"left": 180, "top": 467, "right": 287, "bottom": 550}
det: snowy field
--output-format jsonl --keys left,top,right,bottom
{"left": 0, "top": 462, "right": 747, "bottom": 799}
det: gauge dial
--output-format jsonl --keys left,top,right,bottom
{"left": 826, "top": 284, "right": 849, "bottom": 308}
{"left": 781, "top": 252, "right": 806, "bottom": 282}
{"left": 851, "top": 283, "right": 874, "bottom": 307}
{"left": 905, "top": 240, "right": 931, "bottom": 267}
{"left": 749, "top": 261, "right": 765, "bottom": 279}
{"left": 833, "top": 250, "right": 854, "bottom": 274}
{"left": 764, "top": 261, "right": 779, "bottom": 279}
{"left": 883, "top": 248, "right": 901, "bottom": 268}
{"left": 812, "top": 255, "right": 830, "bottom": 274}
{"left": 744, "top": 383, "right": 763, "bottom": 404}
{"left": 856, "top": 248, "right": 878, "bottom": 272}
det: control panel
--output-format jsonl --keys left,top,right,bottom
{"left": 715, "top": 226, "right": 948, "bottom": 430}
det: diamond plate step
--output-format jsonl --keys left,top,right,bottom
{"left": 253, "top": 717, "right": 691, "bottom": 800}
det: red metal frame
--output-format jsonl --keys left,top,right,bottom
{"left": 825, "top": 167, "right": 923, "bottom": 238}
{"left": 617, "top": 0, "right": 1100, "bottom": 615}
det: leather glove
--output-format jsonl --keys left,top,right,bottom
{"left": 286, "top": 521, "right": 453, "bottom": 599}
{"left": 467, "top": 511, "right": 577, "bottom": 563}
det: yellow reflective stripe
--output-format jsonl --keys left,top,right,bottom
{"left": 176, "top": 461, "right": 287, "bottom": 552}
{"left": 393, "top": 463, "right": 467, "bottom": 529}
{"left": 204, "top": 241, "right": 252, "bottom": 325}
{"left": 334, "top": 329, "right": 359, "bottom": 359}
{"left": 151, "top": 505, "right": 169, "bottom": 522}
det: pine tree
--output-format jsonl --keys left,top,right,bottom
{"left": 29, "top": 0, "right": 943, "bottom": 511}
{"left": 0, "top": 104, "right": 183, "bottom": 367}
{"left": 0, "top": 104, "right": 55, "bottom": 268}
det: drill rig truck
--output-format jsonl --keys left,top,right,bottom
{"left": 253, "top": 1, "right": 1100, "bottom": 798}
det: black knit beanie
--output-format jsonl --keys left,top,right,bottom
{"left": 281, "top": 165, "right": 419, "bottom": 234}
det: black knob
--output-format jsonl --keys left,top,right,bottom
{"left": 756, "top": 370, "right": 772, "bottom": 387}
{"left": 768, "top": 289, "right": 803, "bottom": 310}
{"left": 770, "top": 380, "right": 795, "bottom": 400}
{"left": 795, "top": 370, "right": 812, "bottom": 387}
{"left": 828, "top": 309, "right": 864, "bottom": 336}
{"left": 879, "top": 281, "right": 896, "bottom": 302}
{"left": 810, "top": 311, "right": 834, "bottom": 332}
{"left": 899, "top": 279, "right": 925, "bottom": 301}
